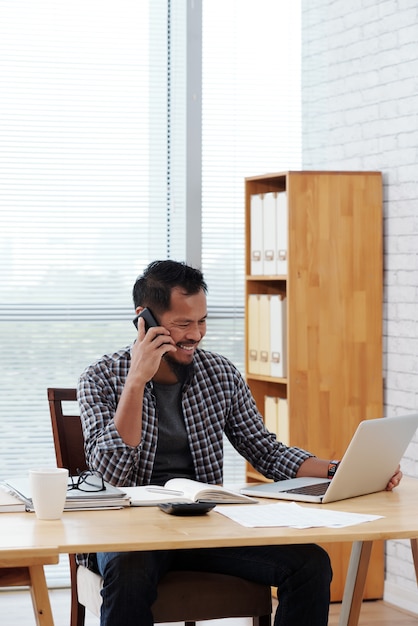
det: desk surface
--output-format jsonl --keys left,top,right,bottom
{"left": 1, "top": 477, "right": 418, "bottom": 555}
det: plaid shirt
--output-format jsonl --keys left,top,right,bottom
{"left": 77, "top": 345, "right": 312, "bottom": 487}
{"left": 76, "top": 345, "right": 312, "bottom": 568}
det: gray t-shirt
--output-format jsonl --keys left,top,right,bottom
{"left": 150, "top": 381, "right": 195, "bottom": 485}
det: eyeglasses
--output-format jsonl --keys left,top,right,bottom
{"left": 67, "top": 470, "right": 105, "bottom": 493}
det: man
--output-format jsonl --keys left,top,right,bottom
{"left": 78, "top": 260, "right": 402, "bottom": 626}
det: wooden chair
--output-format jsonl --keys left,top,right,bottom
{"left": 47, "top": 387, "right": 272, "bottom": 626}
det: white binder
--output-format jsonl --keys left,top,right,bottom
{"left": 277, "top": 398, "right": 289, "bottom": 445}
{"left": 269, "top": 294, "right": 287, "bottom": 378}
{"left": 264, "top": 396, "right": 278, "bottom": 436}
{"left": 250, "top": 194, "right": 263, "bottom": 275}
{"left": 262, "top": 192, "right": 276, "bottom": 275}
{"left": 258, "top": 294, "right": 271, "bottom": 376}
{"left": 247, "top": 294, "right": 260, "bottom": 374}
{"left": 276, "top": 191, "right": 288, "bottom": 275}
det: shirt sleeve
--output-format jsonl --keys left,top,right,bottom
{"left": 77, "top": 361, "right": 142, "bottom": 486}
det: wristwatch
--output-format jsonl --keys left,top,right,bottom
{"left": 327, "top": 460, "right": 340, "bottom": 479}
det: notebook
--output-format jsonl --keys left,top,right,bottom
{"left": 241, "top": 414, "right": 418, "bottom": 504}
{"left": 1, "top": 476, "right": 130, "bottom": 511}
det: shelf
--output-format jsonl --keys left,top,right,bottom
{"left": 246, "top": 374, "right": 287, "bottom": 385}
{"left": 244, "top": 170, "right": 383, "bottom": 601}
{"left": 245, "top": 275, "right": 287, "bottom": 282}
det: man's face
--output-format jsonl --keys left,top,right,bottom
{"left": 158, "top": 287, "right": 207, "bottom": 366}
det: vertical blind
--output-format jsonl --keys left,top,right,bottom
{"left": 201, "top": 0, "right": 302, "bottom": 325}
{"left": 0, "top": 0, "right": 301, "bottom": 585}
{"left": 0, "top": 0, "right": 174, "bottom": 585}
{"left": 201, "top": 0, "right": 302, "bottom": 479}
{"left": 0, "top": 1, "right": 173, "bottom": 479}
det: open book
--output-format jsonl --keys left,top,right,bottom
{"left": 123, "top": 478, "right": 258, "bottom": 506}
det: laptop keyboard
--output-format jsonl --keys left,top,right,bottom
{"left": 284, "top": 482, "right": 329, "bottom": 496}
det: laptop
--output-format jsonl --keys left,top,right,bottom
{"left": 241, "top": 414, "right": 418, "bottom": 504}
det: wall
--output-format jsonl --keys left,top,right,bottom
{"left": 301, "top": 0, "right": 418, "bottom": 613}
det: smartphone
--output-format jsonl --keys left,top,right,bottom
{"left": 133, "top": 308, "right": 159, "bottom": 331}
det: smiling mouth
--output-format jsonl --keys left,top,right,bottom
{"left": 177, "top": 343, "right": 197, "bottom": 351}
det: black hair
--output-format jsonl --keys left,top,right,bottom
{"left": 132, "top": 260, "right": 208, "bottom": 313}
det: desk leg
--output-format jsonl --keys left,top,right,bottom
{"left": 28, "top": 564, "right": 55, "bottom": 626}
{"left": 338, "top": 541, "right": 372, "bottom": 626}
{"left": 410, "top": 538, "right": 418, "bottom": 583}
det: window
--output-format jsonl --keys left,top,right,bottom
{"left": 0, "top": 0, "right": 301, "bottom": 584}
{"left": 201, "top": 0, "right": 301, "bottom": 477}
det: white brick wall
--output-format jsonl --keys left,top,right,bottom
{"left": 301, "top": 0, "right": 418, "bottom": 613}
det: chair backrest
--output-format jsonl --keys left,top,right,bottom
{"left": 47, "top": 388, "right": 88, "bottom": 476}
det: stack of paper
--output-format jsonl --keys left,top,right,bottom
{"left": 0, "top": 484, "right": 26, "bottom": 512}
{"left": 1, "top": 477, "right": 131, "bottom": 511}
{"left": 216, "top": 501, "right": 384, "bottom": 529}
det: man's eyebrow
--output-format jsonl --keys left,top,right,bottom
{"left": 173, "top": 314, "right": 208, "bottom": 323}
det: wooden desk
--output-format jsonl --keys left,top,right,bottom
{"left": 0, "top": 547, "right": 58, "bottom": 626}
{"left": 2, "top": 477, "right": 418, "bottom": 626}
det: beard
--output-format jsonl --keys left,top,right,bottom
{"left": 163, "top": 352, "right": 194, "bottom": 382}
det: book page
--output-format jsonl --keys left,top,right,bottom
{"left": 164, "top": 479, "right": 257, "bottom": 503}
{"left": 122, "top": 485, "right": 193, "bottom": 506}
{"left": 123, "top": 479, "right": 257, "bottom": 506}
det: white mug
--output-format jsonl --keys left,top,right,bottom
{"left": 29, "top": 467, "right": 69, "bottom": 520}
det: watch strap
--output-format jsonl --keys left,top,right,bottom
{"left": 328, "top": 460, "right": 340, "bottom": 479}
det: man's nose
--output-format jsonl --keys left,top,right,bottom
{"left": 185, "top": 324, "right": 203, "bottom": 341}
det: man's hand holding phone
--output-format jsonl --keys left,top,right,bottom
{"left": 131, "top": 308, "right": 176, "bottom": 382}
{"left": 114, "top": 308, "right": 175, "bottom": 447}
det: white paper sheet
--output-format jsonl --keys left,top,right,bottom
{"left": 215, "top": 502, "right": 383, "bottom": 528}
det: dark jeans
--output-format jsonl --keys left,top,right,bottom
{"left": 96, "top": 543, "right": 332, "bottom": 626}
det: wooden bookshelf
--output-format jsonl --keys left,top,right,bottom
{"left": 244, "top": 171, "right": 383, "bottom": 601}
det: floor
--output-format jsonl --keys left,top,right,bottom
{"left": 1, "top": 588, "right": 418, "bottom": 625}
